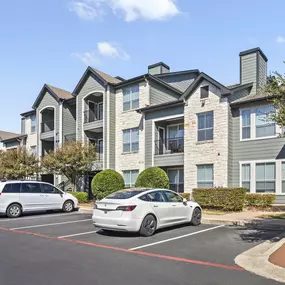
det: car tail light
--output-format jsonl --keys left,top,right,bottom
{"left": 116, "top": 205, "right": 137, "bottom": 211}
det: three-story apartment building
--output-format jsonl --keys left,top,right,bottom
{"left": 17, "top": 47, "right": 285, "bottom": 203}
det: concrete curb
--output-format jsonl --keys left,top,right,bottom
{"left": 235, "top": 237, "right": 285, "bottom": 283}
{"left": 202, "top": 218, "right": 246, "bottom": 226}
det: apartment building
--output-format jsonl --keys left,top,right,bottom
{"left": 17, "top": 47, "right": 285, "bottom": 203}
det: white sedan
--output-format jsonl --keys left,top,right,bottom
{"left": 92, "top": 188, "right": 202, "bottom": 236}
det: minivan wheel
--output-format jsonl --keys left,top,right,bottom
{"left": 62, "top": 200, "right": 74, "bottom": 213}
{"left": 191, "top": 208, "right": 202, "bottom": 226}
{"left": 139, "top": 214, "right": 157, "bottom": 237}
{"left": 7, "top": 204, "right": 22, "bottom": 218}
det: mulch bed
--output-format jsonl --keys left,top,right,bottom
{"left": 269, "top": 243, "right": 285, "bottom": 268}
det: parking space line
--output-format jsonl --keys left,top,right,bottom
{"left": 58, "top": 230, "right": 98, "bottom": 239}
{"left": 129, "top": 225, "right": 225, "bottom": 251}
{"left": 10, "top": 219, "right": 92, "bottom": 230}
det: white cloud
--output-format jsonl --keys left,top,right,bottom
{"left": 276, "top": 36, "right": 285, "bottom": 43}
{"left": 97, "top": 42, "right": 130, "bottom": 60}
{"left": 72, "top": 41, "right": 129, "bottom": 66}
{"left": 69, "top": 0, "right": 180, "bottom": 21}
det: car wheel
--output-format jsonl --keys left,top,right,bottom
{"left": 62, "top": 200, "right": 74, "bottom": 213}
{"left": 140, "top": 214, "right": 157, "bottom": 237}
{"left": 191, "top": 207, "right": 202, "bottom": 226}
{"left": 7, "top": 204, "right": 22, "bottom": 218}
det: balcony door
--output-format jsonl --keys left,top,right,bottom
{"left": 88, "top": 101, "right": 96, "bottom": 122}
{"left": 158, "top": 127, "right": 165, "bottom": 155}
{"left": 167, "top": 124, "right": 184, "bottom": 153}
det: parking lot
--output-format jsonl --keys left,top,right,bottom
{"left": 0, "top": 211, "right": 283, "bottom": 285}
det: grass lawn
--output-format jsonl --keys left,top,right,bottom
{"left": 258, "top": 213, "right": 285, "bottom": 219}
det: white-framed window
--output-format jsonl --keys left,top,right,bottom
{"left": 167, "top": 168, "right": 184, "bottom": 193}
{"left": 256, "top": 162, "right": 275, "bottom": 193}
{"left": 241, "top": 164, "right": 250, "bottom": 192}
{"left": 123, "top": 85, "right": 139, "bottom": 111}
{"left": 197, "top": 111, "right": 213, "bottom": 141}
{"left": 240, "top": 105, "right": 276, "bottom": 141}
{"left": 197, "top": 164, "right": 214, "bottom": 188}
{"left": 282, "top": 162, "right": 285, "bottom": 194}
{"left": 31, "top": 115, "right": 36, "bottom": 133}
{"left": 123, "top": 170, "right": 139, "bottom": 187}
{"left": 123, "top": 128, "right": 139, "bottom": 153}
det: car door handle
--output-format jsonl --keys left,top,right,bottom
{"left": 172, "top": 204, "right": 177, "bottom": 206}
{"left": 153, "top": 205, "right": 158, "bottom": 208}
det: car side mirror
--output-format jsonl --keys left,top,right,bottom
{"left": 182, "top": 198, "right": 187, "bottom": 205}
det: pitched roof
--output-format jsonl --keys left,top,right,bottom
{"left": 0, "top": 130, "right": 24, "bottom": 142}
{"left": 230, "top": 93, "right": 270, "bottom": 105}
{"left": 46, "top": 84, "right": 73, "bottom": 100}
{"left": 90, "top": 67, "right": 122, "bottom": 84}
{"left": 20, "top": 110, "right": 36, "bottom": 117}
{"left": 137, "top": 99, "right": 184, "bottom": 113}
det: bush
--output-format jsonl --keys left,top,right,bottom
{"left": 135, "top": 167, "right": 169, "bottom": 189}
{"left": 245, "top": 194, "right": 275, "bottom": 208}
{"left": 92, "top": 169, "right": 125, "bottom": 200}
{"left": 192, "top": 188, "right": 247, "bottom": 211}
{"left": 71, "top": 192, "right": 88, "bottom": 203}
{"left": 180, "top": 193, "right": 191, "bottom": 201}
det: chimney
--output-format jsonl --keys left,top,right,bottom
{"left": 239, "top": 47, "right": 268, "bottom": 95}
{"left": 148, "top": 62, "right": 170, "bottom": 75}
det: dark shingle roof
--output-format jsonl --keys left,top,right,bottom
{"left": 0, "top": 131, "right": 23, "bottom": 141}
{"left": 90, "top": 68, "right": 122, "bottom": 84}
{"left": 46, "top": 84, "right": 73, "bottom": 100}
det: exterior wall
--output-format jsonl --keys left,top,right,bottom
{"left": 108, "top": 87, "right": 116, "bottom": 169}
{"left": 157, "top": 73, "right": 197, "bottom": 92}
{"left": 23, "top": 115, "right": 37, "bottom": 151}
{"left": 257, "top": 52, "right": 267, "bottom": 90}
{"left": 149, "top": 82, "right": 179, "bottom": 105}
{"left": 184, "top": 80, "right": 230, "bottom": 191}
{"left": 148, "top": 65, "right": 162, "bottom": 75}
{"left": 115, "top": 81, "right": 150, "bottom": 175}
{"left": 240, "top": 53, "right": 257, "bottom": 95}
{"left": 63, "top": 102, "right": 76, "bottom": 142}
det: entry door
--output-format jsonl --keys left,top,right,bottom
{"left": 158, "top": 127, "right": 165, "bottom": 154}
{"left": 41, "top": 184, "right": 64, "bottom": 210}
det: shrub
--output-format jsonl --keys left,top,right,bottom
{"left": 180, "top": 193, "right": 191, "bottom": 201}
{"left": 245, "top": 194, "right": 275, "bottom": 208}
{"left": 135, "top": 167, "right": 169, "bottom": 189}
{"left": 71, "top": 192, "right": 88, "bottom": 203}
{"left": 192, "top": 188, "right": 247, "bottom": 211}
{"left": 92, "top": 169, "right": 125, "bottom": 200}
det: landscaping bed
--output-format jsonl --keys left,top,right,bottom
{"left": 269, "top": 243, "right": 285, "bottom": 268}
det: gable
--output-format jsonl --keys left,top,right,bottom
{"left": 150, "top": 81, "right": 180, "bottom": 105}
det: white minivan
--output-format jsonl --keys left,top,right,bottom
{"left": 0, "top": 180, "right": 79, "bottom": 218}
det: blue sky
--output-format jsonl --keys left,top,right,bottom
{"left": 0, "top": 0, "right": 285, "bottom": 133}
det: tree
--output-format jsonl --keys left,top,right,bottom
{"left": 0, "top": 148, "right": 39, "bottom": 180}
{"left": 135, "top": 167, "right": 169, "bottom": 189}
{"left": 263, "top": 63, "right": 285, "bottom": 129}
{"left": 41, "top": 141, "right": 98, "bottom": 190}
{"left": 91, "top": 169, "right": 125, "bottom": 200}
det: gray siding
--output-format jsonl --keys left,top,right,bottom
{"left": 148, "top": 66, "right": 161, "bottom": 75}
{"left": 154, "top": 153, "right": 184, "bottom": 167}
{"left": 150, "top": 82, "right": 180, "bottom": 105}
{"left": 103, "top": 88, "right": 108, "bottom": 169}
{"left": 145, "top": 105, "right": 184, "bottom": 168}
{"left": 258, "top": 52, "right": 267, "bottom": 90}
{"left": 83, "top": 120, "right": 103, "bottom": 131}
{"left": 76, "top": 73, "right": 105, "bottom": 141}
{"left": 63, "top": 102, "right": 76, "bottom": 141}
{"left": 109, "top": 88, "right": 116, "bottom": 169}
{"left": 229, "top": 88, "right": 250, "bottom": 104}
{"left": 230, "top": 105, "right": 285, "bottom": 188}
{"left": 21, "top": 118, "right": 25, "bottom": 134}
{"left": 157, "top": 73, "right": 197, "bottom": 92}
{"left": 228, "top": 105, "right": 233, "bottom": 187}
{"left": 240, "top": 53, "right": 257, "bottom": 95}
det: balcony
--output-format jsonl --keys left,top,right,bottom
{"left": 85, "top": 138, "right": 103, "bottom": 170}
{"left": 40, "top": 120, "right": 55, "bottom": 140}
{"left": 83, "top": 109, "right": 103, "bottom": 132}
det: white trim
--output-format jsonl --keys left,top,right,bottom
{"left": 196, "top": 111, "right": 214, "bottom": 142}
{"left": 59, "top": 103, "right": 63, "bottom": 146}
{"left": 76, "top": 95, "right": 79, "bottom": 141}
{"left": 152, "top": 120, "right": 155, "bottom": 166}
{"left": 152, "top": 114, "right": 183, "bottom": 123}
{"left": 106, "top": 86, "right": 110, "bottom": 168}
{"left": 157, "top": 126, "right": 165, "bottom": 154}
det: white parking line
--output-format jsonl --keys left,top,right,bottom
{"left": 129, "top": 225, "right": 225, "bottom": 251}
{"left": 58, "top": 230, "right": 98, "bottom": 239}
{"left": 11, "top": 219, "right": 92, "bottom": 230}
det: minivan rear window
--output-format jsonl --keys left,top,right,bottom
{"left": 2, "top": 183, "right": 21, "bottom": 193}
{"left": 105, "top": 189, "right": 147, "bottom": 199}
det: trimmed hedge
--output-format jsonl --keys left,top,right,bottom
{"left": 71, "top": 192, "right": 88, "bottom": 203}
{"left": 180, "top": 193, "right": 191, "bottom": 201}
{"left": 135, "top": 167, "right": 169, "bottom": 189}
{"left": 245, "top": 194, "right": 275, "bottom": 208}
{"left": 92, "top": 169, "right": 125, "bottom": 200}
{"left": 192, "top": 188, "right": 247, "bottom": 211}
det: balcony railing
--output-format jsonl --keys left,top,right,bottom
{"left": 84, "top": 109, "right": 103, "bottom": 124}
{"left": 154, "top": 137, "right": 184, "bottom": 155}
{"left": 85, "top": 138, "right": 103, "bottom": 161}
{"left": 41, "top": 120, "right": 55, "bottom": 133}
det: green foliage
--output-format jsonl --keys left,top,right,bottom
{"left": 70, "top": 192, "right": 88, "bottom": 203}
{"left": 91, "top": 169, "right": 125, "bottom": 200}
{"left": 0, "top": 148, "right": 39, "bottom": 180}
{"left": 41, "top": 141, "right": 98, "bottom": 190}
{"left": 192, "top": 188, "right": 247, "bottom": 211}
{"left": 245, "top": 194, "right": 275, "bottom": 208}
{"left": 180, "top": 193, "right": 191, "bottom": 201}
{"left": 135, "top": 167, "right": 169, "bottom": 189}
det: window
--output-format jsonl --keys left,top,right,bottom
{"left": 147, "top": 191, "right": 165, "bottom": 202}
{"left": 256, "top": 106, "right": 275, "bottom": 138}
{"left": 106, "top": 189, "right": 147, "bottom": 200}
{"left": 123, "top": 170, "right": 139, "bottom": 187}
{"left": 197, "top": 111, "right": 213, "bottom": 141}
{"left": 41, "top": 184, "right": 62, "bottom": 194}
{"left": 123, "top": 85, "right": 139, "bottom": 111}
{"left": 21, "top": 183, "right": 42, "bottom": 193}
{"left": 123, "top": 128, "right": 139, "bottom": 153}
{"left": 163, "top": 191, "right": 183, "bottom": 203}
{"left": 168, "top": 169, "right": 184, "bottom": 193}
{"left": 200, "top": 86, "right": 209, "bottom": 99}
{"left": 2, "top": 183, "right": 21, "bottom": 193}
{"left": 31, "top": 115, "right": 36, "bottom": 133}
{"left": 139, "top": 194, "right": 151, "bottom": 202}
{"left": 282, "top": 162, "right": 285, "bottom": 194}
{"left": 197, "top": 164, "right": 214, "bottom": 188}
{"left": 241, "top": 110, "right": 251, "bottom": 139}
{"left": 256, "top": 163, "right": 275, "bottom": 193}
{"left": 167, "top": 124, "right": 184, "bottom": 153}
{"left": 30, "top": 146, "right": 37, "bottom": 155}
{"left": 241, "top": 164, "right": 250, "bottom": 192}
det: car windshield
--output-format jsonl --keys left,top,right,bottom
{"left": 105, "top": 189, "right": 149, "bottom": 199}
